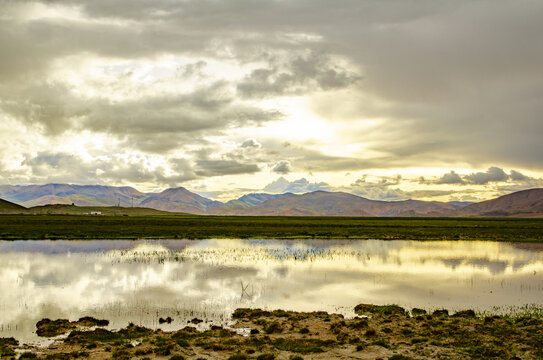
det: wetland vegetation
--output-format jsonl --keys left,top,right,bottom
{"left": 2, "top": 304, "right": 543, "bottom": 359}
{"left": 1, "top": 215, "right": 542, "bottom": 241}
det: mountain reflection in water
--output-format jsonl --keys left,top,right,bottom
{"left": 1, "top": 239, "right": 542, "bottom": 345}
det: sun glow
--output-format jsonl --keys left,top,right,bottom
{"left": 239, "top": 97, "right": 336, "bottom": 143}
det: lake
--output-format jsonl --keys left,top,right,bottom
{"left": 1, "top": 239, "right": 542, "bottom": 345}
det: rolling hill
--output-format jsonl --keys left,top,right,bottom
{"left": 0, "top": 198, "right": 27, "bottom": 213}
{"left": 0, "top": 184, "right": 146, "bottom": 207}
{"left": 27, "top": 204, "right": 176, "bottom": 216}
{"left": 454, "top": 188, "right": 543, "bottom": 217}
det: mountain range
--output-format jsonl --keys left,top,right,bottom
{"left": 0, "top": 184, "right": 542, "bottom": 217}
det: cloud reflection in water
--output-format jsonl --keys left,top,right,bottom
{"left": 1, "top": 239, "right": 542, "bottom": 345}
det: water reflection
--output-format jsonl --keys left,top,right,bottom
{"left": 1, "top": 239, "right": 542, "bottom": 345}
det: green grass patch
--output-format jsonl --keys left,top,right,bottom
{"left": 273, "top": 338, "right": 335, "bottom": 353}
{"left": 355, "top": 304, "right": 407, "bottom": 317}
{"left": 0, "top": 215, "right": 542, "bottom": 241}
{"left": 66, "top": 323, "right": 152, "bottom": 344}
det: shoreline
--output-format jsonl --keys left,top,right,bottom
{"left": 3, "top": 304, "right": 542, "bottom": 360}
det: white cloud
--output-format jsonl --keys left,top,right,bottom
{"left": 240, "top": 138, "right": 261, "bottom": 148}
{"left": 263, "top": 177, "right": 329, "bottom": 194}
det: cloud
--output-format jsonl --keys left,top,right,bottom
{"left": 431, "top": 167, "right": 538, "bottom": 187}
{"left": 236, "top": 51, "right": 360, "bottom": 98}
{"left": 464, "top": 167, "right": 509, "bottom": 185}
{"left": 509, "top": 170, "right": 530, "bottom": 182}
{"left": 15, "top": 151, "right": 198, "bottom": 187}
{"left": 259, "top": 140, "right": 398, "bottom": 173}
{"left": 345, "top": 175, "right": 407, "bottom": 201}
{"left": 272, "top": 160, "right": 291, "bottom": 174}
{"left": 1, "top": 0, "right": 543, "bottom": 189}
{"left": 436, "top": 171, "right": 465, "bottom": 185}
{"left": 307, "top": 1, "right": 543, "bottom": 169}
{"left": 240, "top": 139, "right": 261, "bottom": 148}
{"left": 1, "top": 80, "right": 282, "bottom": 147}
{"left": 194, "top": 160, "right": 259, "bottom": 177}
{"left": 263, "top": 177, "right": 329, "bottom": 194}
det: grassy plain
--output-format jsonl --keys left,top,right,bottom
{"left": 0, "top": 214, "right": 542, "bottom": 241}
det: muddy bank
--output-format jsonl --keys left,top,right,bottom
{"left": 2, "top": 304, "right": 542, "bottom": 359}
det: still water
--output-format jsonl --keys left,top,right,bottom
{"left": 1, "top": 239, "right": 542, "bottom": 345}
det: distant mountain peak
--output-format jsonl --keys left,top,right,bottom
{"left": 139, "top": 186, "right": 221, "bottom": 213}
{"left": 159, "top": 186, "right": 189, "bottom": 193}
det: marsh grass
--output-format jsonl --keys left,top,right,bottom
{"left": 478, "top": 304, "right": 543, "bottom": 319}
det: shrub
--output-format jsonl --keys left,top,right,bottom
{"left": 169, "top": 355, "right": 185, "bottom": 360}
{"left": 453, "top": 310, "right": 476, "bottom": 318}
{"left": 19, "top": 353, "right": 38, "bottom": 359}
{"left": 432, "top": 309, "right": 449, "bottom": 317}
{"left": 264, "top": 321, "right": 283, "bottom": 334}
{"left": 227, "top": 354, "right": 248, "bottom": 360}
{"left": 354, "top": 304, "right": 406, "bottom": 317}
{"left": 112, "top": 348, "right": 131, "bottom": 360}
{"left": 389, "top": 355, "right": 414, "bottom": 360}
{"left": 256, "top": 354, "right": 275, "bottom": 360}
{"left": 411, "top": 308, "right": 427, "bottom": 316}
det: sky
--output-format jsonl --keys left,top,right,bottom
{"left": 1, "top": 0, "right": 542, "bottom": 202}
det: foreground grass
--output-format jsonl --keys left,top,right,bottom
{"left": 4, "top": 304, "right": 543, "bottom": 359}
{"left": 0, "top": 215, "right": 542, "bottom": 241}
